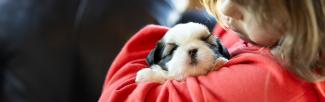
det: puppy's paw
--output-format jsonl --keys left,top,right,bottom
{"left": 136, "top": 68, "right": 154, "bottom": 83}
{"left": 212, "top": 57, "right": 229, "bottom": 71}
{"left": 136, "top": 68, "right": 167, "bottom": 83}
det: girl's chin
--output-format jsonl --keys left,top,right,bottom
{"left": 234, "top": 31, "right": 269, "bottom": 47}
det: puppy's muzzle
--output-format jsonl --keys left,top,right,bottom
{"left": 188, "top": 48, "right": 198, "bottom": 65}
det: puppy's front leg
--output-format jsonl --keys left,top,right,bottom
{"left": 136, "top": 65, "right": 168, "bottom": 84}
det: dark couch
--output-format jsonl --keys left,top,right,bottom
{"left": 0, "top": 0, "right": 215, "bottom": 101}
{"left": 0, "top": 0, "right": 157, "bottom": 102}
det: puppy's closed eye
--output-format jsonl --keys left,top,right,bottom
{"left": 162, "top": 43, "right": 178, "bottom": 57}
{"left": 156, "top": 43, "right": 178, "bottom": 70}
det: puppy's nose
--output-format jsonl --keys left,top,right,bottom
{"left": 188, "top": 48, "right": 198, "bottom": 57}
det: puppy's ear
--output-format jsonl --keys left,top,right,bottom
{"left": 215, "top": 39, "right": 231, "bottom": 59}
{"left": 146, "top": 42, "right": 164, "bottom": 65}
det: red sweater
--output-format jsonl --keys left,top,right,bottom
{"left": 99, "top": 25, "right": 325, "bottom": 102}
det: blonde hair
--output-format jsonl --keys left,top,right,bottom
{"left": 201, "top": 0, "right": 325, "bottom": 82}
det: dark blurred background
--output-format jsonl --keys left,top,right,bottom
{"left": 0, "top": 0, "right": 216, "bottom": 102}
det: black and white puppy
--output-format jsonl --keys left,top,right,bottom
{"left": 136, "top": 22, "right": 231, "bottom": 83}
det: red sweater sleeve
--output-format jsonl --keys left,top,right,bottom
{"left": 99, "top": 25, "right": 319, "bottom": 102}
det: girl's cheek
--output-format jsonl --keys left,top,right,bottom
{"left": 245, "top": 23, "right": 281, "bottom": 46}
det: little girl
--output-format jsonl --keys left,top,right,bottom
{"left": 202, "top": 0, "right": 325, "bottom": 82}
{"left": 99, "top": 0, "right": 325, "bottom": 101}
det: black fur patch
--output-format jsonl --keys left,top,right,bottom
{"left": 146, "top": 42, "right": 177, "bottom": 71}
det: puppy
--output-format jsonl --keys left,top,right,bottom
{"left": 136, "top": 22, "right": 231, "bottom": 83}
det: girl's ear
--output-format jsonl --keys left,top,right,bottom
{"left": 146, "top": 42, "right": 164, "bottom": 65}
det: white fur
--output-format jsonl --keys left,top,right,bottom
{"left": 136, "top": 22, "right": 228, "bottom": 83}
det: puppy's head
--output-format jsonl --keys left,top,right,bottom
{"left": 147, "top": 22, "right": 230, "bottom": 78}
